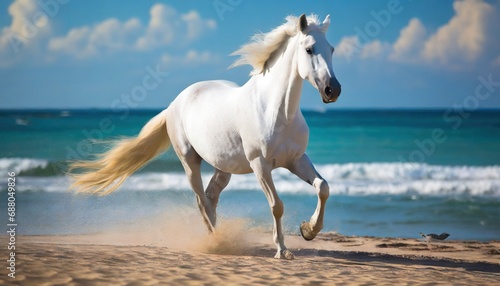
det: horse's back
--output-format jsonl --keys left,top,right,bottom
{"left": 172, "top": 80, "right": 238, "bottom": 108}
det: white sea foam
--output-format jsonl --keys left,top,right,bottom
{"left": 6, "top": 159, "right": 500, "bottom": 197}
{"left": 0, "top": 158, "right": 49, "bottom": 175}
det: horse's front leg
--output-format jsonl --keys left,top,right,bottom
{"left": 288, "top": 154, "right": 329, "bottom": 241}
{"left": 250, "top": 156, "right": 294, "bottom": 260}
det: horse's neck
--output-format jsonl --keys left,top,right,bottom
{"left": 250, "top": 37, "right": 303, "bottom": 126}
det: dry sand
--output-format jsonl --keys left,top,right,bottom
{"left": 1, "top": 221, "right": 499, "bottom": 285}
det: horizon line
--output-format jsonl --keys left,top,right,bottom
{"left": 1, "top": 107, "right": 500, "bottom": 112}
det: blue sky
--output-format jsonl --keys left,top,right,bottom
{"left": 0, "top": 0, "right": 499, "bottom": 109}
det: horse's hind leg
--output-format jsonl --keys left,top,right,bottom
{"left": 166, "top": 112, "right": 216, "bottom": 233}
{"left": 176, "top": 147, "right": 216, "bottom": 233}
{"left": 205, "top": 169, "right": 231, "bottom": 226}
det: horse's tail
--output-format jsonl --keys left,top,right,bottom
{"left": 69, "top": 109, "right": 170, "bottom": 195}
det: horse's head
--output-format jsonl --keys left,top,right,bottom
{"left": 296, "top": 14, "right": 341, "bottom": 103}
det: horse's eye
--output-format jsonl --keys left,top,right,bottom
{"left": 306, "top": 48, "right": 312, "bottom": 54}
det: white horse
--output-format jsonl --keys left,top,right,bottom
{"left": 70, "top": 14, "right": 341, "bottom": 260}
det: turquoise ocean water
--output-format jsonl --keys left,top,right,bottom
{"left": 0, "top": 109, "right": 499, "bottom": 241}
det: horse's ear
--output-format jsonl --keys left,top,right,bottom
{"left": 321, "top": 15, "right": 330, "bottom": 32}
{"left": 298, "top": 14, "right": 308, "bottom": 33}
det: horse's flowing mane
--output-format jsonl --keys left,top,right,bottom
{"left": 230, "top": 14, "right": 321, "bottom": 75}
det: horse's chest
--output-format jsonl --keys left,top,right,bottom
{"left": 255, "top": 122, "right": 309, "bottom": 166}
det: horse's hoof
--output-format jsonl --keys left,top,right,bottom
{"left": 275, "top": 249, "right": 294, "bottom": 260}
{"left": 300, "top": 221, "right": 317, "bottom": 241}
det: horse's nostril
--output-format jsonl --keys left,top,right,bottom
{"left": 325, "top": 86, "right": 332, "bottom": 96}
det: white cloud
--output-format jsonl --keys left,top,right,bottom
{"left": 390, "top": 18, "right": 426, "bottom": 63}
{"left": 361, "top": 40, "right": 390, "bottom": 59}
{"left": 135, "top": 4, "right": 177, "bottom": 50}
{"left": 0, "top": 1, "right": 217, "bottom": 65}
{"left": 0, "top": 0, "right": 51, "bottom": 66}
{"left": 334, "top": 36, "right": 389, "bottom": 61}
{"left": 161, "top": 50, "right": 219, "bottom": 67}
{"left": 49, "top": 17, "right": 142, "bottom": 58}
{"left": 50, "top": 3, "right": 216, "bottom": 58}
{"left": 334, "top": 35, "right": 362, "bottom": 62}
{"left": 8, "top": 0, "right": 47, "bottom": 37}
{"left": 48, "top": 26, "right": 90, "bottom": 57}
{"left": 336, "top": 0, "right": 500, "bottom": 70}
{"left": 182, "top": 11, "right": 217, "bottom": 41}
{"left": 421, "top": 0, "right": 495, "bottom": 67}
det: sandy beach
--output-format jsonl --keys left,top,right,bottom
{"left": 1, "top": 221, "right": 499, "bottom": 285}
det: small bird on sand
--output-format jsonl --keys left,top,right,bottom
{"left": 420, "top": 232, "right": 450, "bottom": 242}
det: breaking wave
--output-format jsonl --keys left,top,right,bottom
{"left": 2, "top": 158, "right": 499, "bottom": 197}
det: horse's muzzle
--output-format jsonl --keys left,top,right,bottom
{"left": 322, "top": 84, "right": 341, "bottom": 103}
